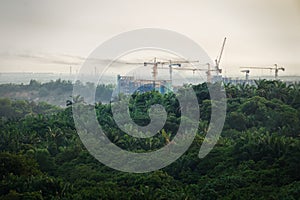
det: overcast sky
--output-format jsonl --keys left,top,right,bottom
{"left": 0, "top": 0, "right": 299, "bottom": 77}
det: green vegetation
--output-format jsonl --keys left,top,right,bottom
{"left": 0, "top": 79, "right": 114, "bottom": 106}
{"left": 0, "top": 80, "right": 299, "bottom": 199}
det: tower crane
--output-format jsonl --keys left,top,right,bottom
{"left": 215, "top": 37, "right": 227, "bottom": 75}
{"left": 143, "top": 58, "right": 196, "bottom": 80}
{"left": 240, "top": 64, "right": 285, "bottom": 79}
{"left": 241, "top": 70, "right": 250, "bottom": 81}
{"left": 126, "top": 58, "right": 220, "bottom": 84}
{"left": 126, "top": 57, "right": 200, "bottom": 85}
{"left": 167, "top": 63, "right": 220, "bottom": 83}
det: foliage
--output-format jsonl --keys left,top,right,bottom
{"left": 0, "top": 79, "right": 299, "bottom": 199}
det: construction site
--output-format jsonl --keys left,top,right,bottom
{"left": 116, "top": 37, "right": 289, "bottom": 95}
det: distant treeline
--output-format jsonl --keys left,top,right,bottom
{"left": 0, "top": 79, "right": 114, "bottom": 107}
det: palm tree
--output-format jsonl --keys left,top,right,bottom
{"left": 224, "top": 82, "right": 238, "bottom": 98}
{"left": 289, "top": 83, "right": 300, "bottom": 108}
{"left": 237, "top": 82, "right": 256, "bottom": 98}
{"left": 47, "top": 127, "right": 67, "bottom": 149}
{"left": 66, "top": 95, "right": 85, "bottom": 106}
{"left": 255, "top": 79, "right": 270, "bottom": 98}
{"left": 269, "top": 81, "right": 291, "bottom": 103}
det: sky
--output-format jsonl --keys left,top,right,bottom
{"left": 0, "top": 0, "right": 299, "bottom": 77}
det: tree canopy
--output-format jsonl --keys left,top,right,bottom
{"left": 0, "top": 79, "right": 299, "bottom": 199}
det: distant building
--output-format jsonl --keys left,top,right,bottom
{"left": 116, "top": 74, "right": 277, "bottom": 97}
{"left": 116, "top": 75, "right": 171, "bottom": 95}
{"left": 117, "top": 75, "right": 135, "bottom": 95}
{"left": 222, "top": 77, "right": 256, "bottom": 85}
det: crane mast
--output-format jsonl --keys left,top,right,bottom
{"left": 215, "top": 37, "right": 227, "bottom": 75}
{"left": 241, "top": 70, "right": 250, "bottom": 81}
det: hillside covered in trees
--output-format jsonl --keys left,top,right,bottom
{"left": 0, "top": 80, "right": 300, "bottom": 199}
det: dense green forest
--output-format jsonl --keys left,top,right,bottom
{"left": 0, "top": 80, "right": 300, "bottom": 199}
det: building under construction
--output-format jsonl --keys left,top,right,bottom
{"left": 117, "top": 75, "right": 172, "bottom": 95}
{"left": 115, "top": 37, "right": 289, "bottom": 95}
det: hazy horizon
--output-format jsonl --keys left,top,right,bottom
{"left": 0, "top": 0, "right": 300, "bottom": 77}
